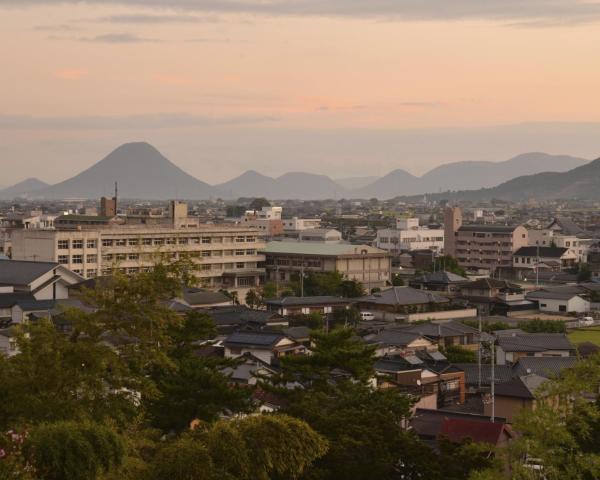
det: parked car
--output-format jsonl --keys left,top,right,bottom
{"left": 360, "top": 311, "right": 375, "bottom": 321}
{"left": 579, "top": 316, "right": 595, "bottom": 327}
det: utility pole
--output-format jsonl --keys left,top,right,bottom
{"left": 536, "top": 244, "right": 540, "bottom": 287}
{"left": 490, "top": 339, "right": 495, "bottom": 422}
{"left": 478, "top": 311, "right": 482, "bottom": 390}
{"left": 300, "top": 263, "right": 304, "bottom": 297}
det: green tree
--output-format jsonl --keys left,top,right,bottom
{"left": 245, "top": 289, "right": 262, "bottom": 309}
{"left": 24, "top": 421, "right": 124, "bottom": 480}
{"left": 262, "top": 281, "right": 278, "bottom": 299}
{"left": 170, "top": 310, "right": 217, "bottom": 351}
{"left": 207, "top": 415, "right": 328, "bottom": 480}
{"left": 578, "top": 263, "right": 593, "bottom": 283}
{"left": 146, "top": 355, "right": 251, "bottom": 433}
{"left": 428, "top": 255, "right": 466, "bottom": 277}
{"left": 442, "top": 345, "right": 477, "bottom": 363}
{"left": 392, "top": 274, "right": 405, "bottom": 286}
{"left": 248, "top": 198, "right": 271, "bottom": 210}
{"left": 280, "top": 328, "right": 376, "bottom": 384}
{"left": 150, "top": 436, "right": 217, "bottom": 480}
{"left": 0, "top": 321, "right": 136, "bottom": 430}
{"left": 437, "top": 438, "right": 501, "bottom": 480}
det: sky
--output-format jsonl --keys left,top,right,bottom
{"left": 1, "top": 0, "right": 600, "bottom": 186}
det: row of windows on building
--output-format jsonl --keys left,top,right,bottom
{"left": 57, "top": 235, "right": 257, "bottom": 250}
{"left": 70, "top": 261, "right": 259, "bottom": 279}
{"left": 379, "top": 236, "right": 443, "bottom": 243}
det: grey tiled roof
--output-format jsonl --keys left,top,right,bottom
{"left": 358, "top": 287, "right": 449, "bottom": 306}
{"left": 365, "top": 329, "right": 424, "bottom": 348}
{"left": 0, "top": 260, "right": 58, "bottom": 286}
{"left": 512, "top": 356, "right": 577, "bottom": 378}
{"left": 265, "top": 296, "right": 353, "bottom": 307}
{"left": 224, "top": 331, "right": 286, "bottom": 348}
{"left": 497, "top": 333, "right": 574, "bottom": 352}
{"left": 513, "top": 246, "right": 568, "bottom": 258}
{"left": 453, "top": 363, "right": 514, "bottom": 386}
{"left": 494, "top": 374, "right": 548, "bottom": 399}
{"left": 0, "top": 292, "right": 35, "bottom": 308}
{"left": 458, "top": 224, "right": 518, "bottom": 233}
{"left": 402, "top": 321, "right": 479, "bottom": 338}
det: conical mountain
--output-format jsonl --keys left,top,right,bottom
{"left": 32, "top": 142, "right": 217, "bottom": 200}
{"left": 354, "top": 169, "right": 420, "bottom": 199}
{"left": 216, "top": 170, "right": 278, "bottom": 198}
{"left": 0, "top": 178, "right": 49, "bottom": 199}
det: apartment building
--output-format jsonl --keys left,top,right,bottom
{"left": 444, "top": 207, "right": 528, "bottom": 271}
{"left": 240, "top": 206, "right": 283, "bottom": 238}
{"left": 528, "top": 218, "right": 591, "bottom": 263}
{"left": 375, "top": 218, "right": 444, "bottom": 254}
{"left": 282, "top": 217, "right": 322, "bottom": 235}
{"left": 11, "top": 224, "right": 266, "bottom": 290}
{"left": 263, "top": 241, "right": 391, "bottom": 290}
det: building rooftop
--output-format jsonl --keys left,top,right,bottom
{"left": 494, "top": 374, "right": 548, "bottom": 399}
{"left": 358, "top": 287, "right": 449, "bottom": 306}
{"left": 512, "top": 356, "right": 577, "bottom": 378}
{"left": 458, "top": 224, "right": 520, "bottom": 233}
{"left": 514, "top": 246, "right": 568, "bottom": 258}
{"left": 497, "top": 333, "right": 573, "bottom": 353}
{"left": 265, "top": 296, "right": 354, "bottom": 307}
{"left": 0, "top": 260, "right": 59, "bottom": 287}
{"left": 263, "top": 241, "right": 386, "bottom": 257}
{"left": 224, "top": 331, "right": 287, "bottom": 348}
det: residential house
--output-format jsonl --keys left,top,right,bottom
{"left": 513, "top": 246, "right": 577, "bottom": 273}
{"left": 526, "top": 289, "right": 590, "bottom": 313}
{"left": 264, "top": 296, "right": 354, "bottom": 316}
{"left": 199, "top": 306, "right": 288, "bottom": 333}
{"left": 364, "top": 329, "right": 435, "bottom": 357}
{"left": 223, "top": 331, "right": 306, "bottom": 365}
{"left": 0, "top": 260, "right": 83, "bottom": 300}
{"left": 0, "top": 328, "right": 18, "bottom": 357}
{"left": 409, "top": 271, "right": 470, "bottom": 295}
{"left": 439, "top": 417, "right": 515, "bottom": 448}
{"left": 496, "top": 333, "right": 575, "bottom": 365}
{"left": 402, "top": 321, "right": 481, "bottom": 349}
{"left": 355, "top": 287, "right": 453, "bottom": 321}
{"left": 459, "top": 279, "right": 537, "bottom": 317}
{"left": 483, "top": 374, "right": 549, "bottom": 422}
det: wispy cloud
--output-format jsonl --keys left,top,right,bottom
{"left": 79, "top": 33, "right": 160, "bottom": 43}
{"left": 53, "top": 68, "right": 89, "bottom": 80}
{"left": 95, "top": 13, "right": 220, "bottom": 24}
{"left": 6, "top": 0, "right": 600, "bottom": 25}
{"left": 34, "top": 24, "right": 78, "bottom": 31}
{"left": 0, "top": 113, "right": 279, "bottom": 130}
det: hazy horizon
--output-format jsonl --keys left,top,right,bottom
{"left": 2, "top": 1, "right": 600, "bottom": 185}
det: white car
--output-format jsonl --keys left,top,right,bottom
{"left": 360, "top": 311, "right": 375, "bottom": 321}
{"left": 579, "top": 317, "right": 595, "bottom": 327}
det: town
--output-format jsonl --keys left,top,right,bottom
{"left": 2, "top": 177, "right": 600, "bottom": 478}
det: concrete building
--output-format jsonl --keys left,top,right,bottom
{"left": 241, "top": 206, "right": 284, "bottom": 238}
{"left": 10, "top": 223, "right": 266, "bottom": 290}
{"left": 298, "top": 228, "right": 342, "bottom": 243}
{"left": 375, "top": 217, "right": 444, "bottom": 254}
{"left": 282, "top": 217, "right": 322, "bottom": 237}
{"left": 444, "top": 207, "right": 528, "bottom": 272}
{"left": 263, "top": 241, "right": 391, "bottom": 290}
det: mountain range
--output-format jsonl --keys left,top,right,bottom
{"left": 0, "top": 142, "right": 594, "bottom": 200}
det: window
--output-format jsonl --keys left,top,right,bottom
{"left": 166, "top": 238, "right": 176, "bottom": 245}
{"left": 559, "top": 305, "right": 567, "bottom": 312}
{"left": 58, "top": 255, "right": 69, "bottom": 264}
{"left": 235, "top": 250, "right": 245, "bottom": 256}
{"left": 153, "top": 238, "right": 164, "bottom": 246}
{"left": 102, "top": 239, "right": 113, "bottom": 247}
{"left": 116, "top": 253, "right": 126, "bottom": 261}
{"left": 201, "top": 264, "right": 211, "bottom": 271}
{"left": 72, "top": 255, "right": 83, "bottom": 264}
{"left": 87, "top": 239, "right": 97, "bottom": 249}
{"left": 128, "top": 238, "right": 139, "bottom": 246}
{"left": 115, "top": 239, "right": 127, "bottom": 247}
{"left": 58, "top": 240, "right": 69, "bottom": 250}
{"left": 127, "top": 267, "right": 139, "bottom": 274}
{"left": 72, "top": 239, "right": 83, "bottom": 249}
{"left": 246, "top": 249, "right": 255, "bottom": 255}
{"left": 190, "top": 237, "right": 200, "bottom": 244}
{"left": 86, "top": 269, "right": 97, "bottom": 278}
{"left": 540, "top": 303, "right": 547, "bottom": 308}
{"left": 245, "top": 236, "right": 255, "bottom": 242}
{"left": 235, "top": 236, "right": 245, "bottom": 243}
{"left": 128, "top": 254, "right": 139, "bottom": 261}
{"left": 202, "top": 251, "right": 211, "bottom": 257}
{"left": 201, "top": 237, "right": 212, "bottom": 244}
{"left": 236, "top": 262, "right": 245, "bottom": 269}
{"left": 178, "top": 238, "right": 188, "bottom": 245}
{"left": 86, "top": 254, "right": 97, "bottom": 264}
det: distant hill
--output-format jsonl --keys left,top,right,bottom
{"left": 0, "top": 178, "right": 49, "bottom": 199}
{"left": 334, "top": 176, "right": 379, "bottom": 190}
{"left": 217, "top": 171, "right": 347, "bottom": 200}
{"left": 30, "top": 143, "right": 218, "bottom": 200}
{"left": 354, "top": 152, "right": 588, "bottom": 199}
{"left": 419, "top": 152, "right": 587, "bottom": 192}
{"left": 469, "top": 156, "right": 600, "bottom": 201}
{"left": 353, "top": 169, "right": 421, "bottom": 198}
